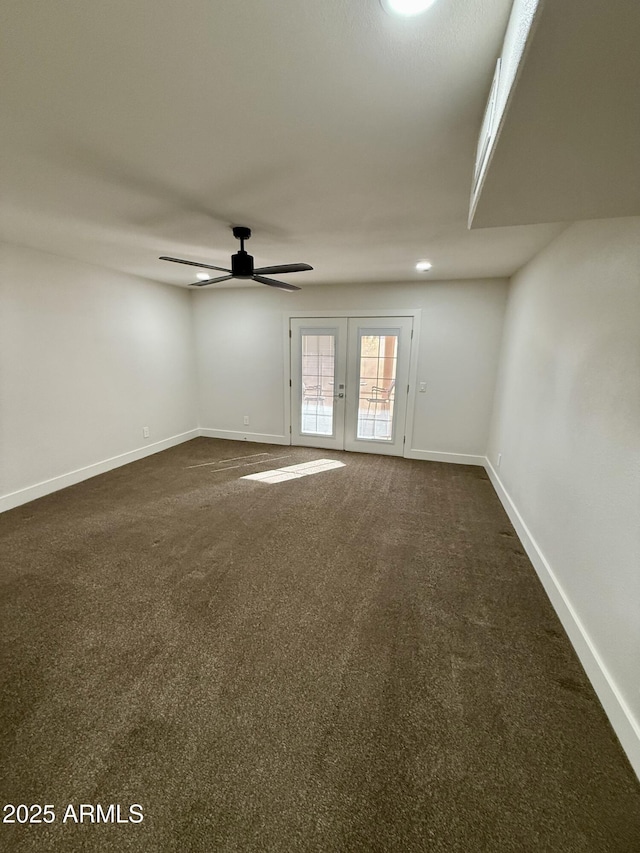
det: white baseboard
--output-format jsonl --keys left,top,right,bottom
{"left": 199, "top": 428, "right": 290, "bottom": 446}
{"left": 405, "top": 448, "right": 485, "bottom": 466}
{"left": 0, "top": 429, "right": 200, "bottom": 514}
{"left": 484, "top": 458, "right": 640, "bottom": 781}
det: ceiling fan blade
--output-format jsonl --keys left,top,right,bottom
{"left": 159, "top": 256, "right": 231, "bottom": 273}
{"left": 190, "top": 275, "right": 235, "bottom": 287}
{"left": 252, "top": 275, "right": 301, "bottom": 293}
{"left": 253, "top": 263, "right": 313, "bottom": 275}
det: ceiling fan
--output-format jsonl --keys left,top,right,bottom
{"left": 159, "top": 226, "right": 312, "bottom": 292}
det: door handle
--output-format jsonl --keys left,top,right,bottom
{"left": 334, "top": 393, "right": 344, "bottom": 398}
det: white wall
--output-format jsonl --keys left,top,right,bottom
{"left": 193, "top": 278, "right": 508, "bottom": 461}
{"left": 0, "top": 244, "right": 198, "bottom": 509}
{"left": 487, "top": 217, "right": 640, "bottom": 775}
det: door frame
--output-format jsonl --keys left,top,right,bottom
{"left": 283, "top": 309, "right": 422, "bottom": 457}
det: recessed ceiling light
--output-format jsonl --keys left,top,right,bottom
{"left": 196, "top": 272, "right": 211, "bottom": 281}
{"left": 380, "top": 0, "right": 438, "bottom": 17}
{"left": 416, "top": 260, "right": 432, "bottom": 272}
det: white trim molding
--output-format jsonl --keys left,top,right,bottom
{"left": 406, "top": 449, "right": 485, "bottom": 466}
{"left": 0, "top": 430, "right": 200, "bottom": 514}
{"left": 199, "top": 428, "right": 289, "bottom": 446}
{"left": 484, "top": 457, "right": 640, "bottom": 782}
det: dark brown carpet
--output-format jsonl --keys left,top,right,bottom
{"left": 1, "top": 438, "right": 639, "bottom": 852}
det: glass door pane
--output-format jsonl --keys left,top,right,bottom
{"left": 290, "top": 319, "right": 347, "bottom": 451}
{"left": 356, "top": 333, "right": 398, "bottom": 441}
{"left": 301, "top": 333, "right": 335, "bottom": 436}
{"left": 343, "top": 318, "right": 413, "bottom": 456}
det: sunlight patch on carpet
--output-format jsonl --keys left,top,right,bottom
{"left": 241, "top": 459, "right": 345, "bottom": 484}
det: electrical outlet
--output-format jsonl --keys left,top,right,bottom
{"left": 497, "top": 453, "right": 502, "bottom": 468}
{"left": 142, "top": 426, "right": 150, "bottom": 439}
{"left": 243, "top": 415, "right": 250, "bottom": 425}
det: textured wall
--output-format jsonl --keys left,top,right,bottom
{"left": 493, "top": 0, "right": 540, "bottom": 129}
{"left": 0, "top": 244, "right": 198, "bottom": 500}
{"left": 193, "top": 278, "right": 508, "bottom": 458}
{"left": 488, "top": 217, "right": 640, "bottom": 746}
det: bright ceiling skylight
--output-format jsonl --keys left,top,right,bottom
{"left": 196, "top": 272, "right": 211, "bottom": 280}
{"left": 380, "top": 0, "right": 439, "bottom": 17}
{"left": 416, "top": 260, "right": 432, "bottom": 272}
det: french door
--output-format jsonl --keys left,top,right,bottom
{"left": 290, "top": 317, "right": 413, "bottom": 456}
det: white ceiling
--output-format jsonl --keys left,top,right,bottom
{"left": 1, "top": 0, "right": 564, "bottom": 288}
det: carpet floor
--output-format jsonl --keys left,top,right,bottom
{"left": 1, "top": 438, "right": 639, "bottom": 852}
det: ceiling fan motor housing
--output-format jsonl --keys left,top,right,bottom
{"left": 232, "top": 251, "right": 254, "bottom": 278}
